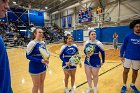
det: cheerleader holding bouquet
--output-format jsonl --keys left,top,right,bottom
{"left": 63, "top": 53, "right": 82, "bottom": 69}
{"left": 85, "top": 45, "right": 94, "bottom": 63}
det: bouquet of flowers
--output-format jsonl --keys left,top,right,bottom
{"left": 63, "top": 54, "right": 81, "bottom": 69}
{"left": 39, "top": 47, "right": 50, "bottom": 61}
{"left": 69, "top": 54, "right": 81, "bottom": 66}
{"left": 85, "top": 45, "right": 94, "bottom": 62}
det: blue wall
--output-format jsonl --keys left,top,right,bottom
{"left": 29, "top": 10, "right": 44, "bottom": 26}
{"left": 95, "top": 28, "right": 101, "bottom": 41}
{"left": 95, "top": 26, "right": 132, "bottom": 43}
{"left": 73, "top": 26, "right": 132, "bottom": 43}
{"left": 73, "top": 29, "right": 83, "bottom": 41}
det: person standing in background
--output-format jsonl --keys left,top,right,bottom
{"left": 120, "top": 19, "right": 140, "bottom": 93}
{"left": 113, "top": 32, "right": 118, "bottom": 50}
{"left": 0, "top": 0, "right": 13, "bottom": 93}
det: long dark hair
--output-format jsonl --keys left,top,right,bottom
{"left": 64, "top": 34, "right": 71, "bottom": 44}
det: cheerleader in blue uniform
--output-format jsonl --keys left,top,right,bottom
{"left": 59, "top": 34, "right": 81, "bottom": 93}
{"left": 84, "top": 30, "right": 105, "bottom": 93}
{"left": 26, "top": 28, "right": 49, "bottom": 93}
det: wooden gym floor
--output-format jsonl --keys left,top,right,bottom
{"left": 7, "top": 43, "right": 140, "bottom": 93}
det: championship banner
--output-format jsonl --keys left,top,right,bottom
{"left": 62, "top": 16, "right": 66, "bottom": 28}
{"left": 78, "top": 7, "right": 92, "bottom": 23}
{"left": 67, "top": 15, "right": 72, "bottom": 28}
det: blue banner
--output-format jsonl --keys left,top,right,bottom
{"left": 79, "top": 7, "right": 92, "bottom": 23}
{"left": 67, "top": 15, "right": 72, "bottom": 28}
{"left": 62, "top": 16, "right": 66, "bottom": 28}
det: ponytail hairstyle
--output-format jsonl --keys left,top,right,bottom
{"left": 32, "top": 27, "right": 42, "bottom": 40}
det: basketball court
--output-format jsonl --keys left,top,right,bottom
{"left": 8, "top": 43, "right": 140, "bottom": 93}
{"left": 1, "top": 0, "right": 140, "bottom": 93}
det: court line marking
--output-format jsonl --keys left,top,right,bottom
{"left": 48, "top": 44, "right": 122, "bottom": 91}
{"left": 70, "top": 63, "right": 122, "bottom": 91}
{"left": 50, "top": 53, "right": 122, "bottom": 90}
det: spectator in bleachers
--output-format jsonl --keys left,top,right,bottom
{"left": 13, "top": 34, "right": 18, "bottom": 46}
{"left": 9, "top": 31, "right": 14, "bottom": 38}
{"left": 18, "top": 37, "right": 25, "bottom": 47}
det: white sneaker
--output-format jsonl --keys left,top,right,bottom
{"left": 94, "top": 89, "right": 97, "bottom": 93}
{"left": 94, "top": 87, "right": 98, "bottom": 93}
{"left": 65, "top": 88, "right": 69, "bottom": 93}
{"left": 86, "top": 88, "right": 92, "bottom": 93}
{"left": 71, "top": 87, "right": 75, "bottom": 93}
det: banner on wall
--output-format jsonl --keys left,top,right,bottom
{"left": 67, "top": 15, "right": 72, "bottom": 28}
{"left": 62, "top": 16, "right": 66, "bottom": 28}
{"left": 79, "top": 7, "right": 92, "bottom": 23}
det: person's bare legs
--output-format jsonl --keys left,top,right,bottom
{"left": 85, "top": 65, "right": 92, "bottom": 93}
{"left": 91, "top": 67, "right": 100, "bottom": 93}
{"left": 31, "top": 75, "right": 40, "bottom": 93}
{"left": 39, "top": 72, "right": 46, "bottom": 93}
{"left": 70, "top": 69, "right": 76, "bottom": 88}
{"left": 123, "top": 68, "right": 130, "bottom": 84}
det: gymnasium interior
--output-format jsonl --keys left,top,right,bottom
{"left": 0, "top": 0, "right": 140, "bottom": 93}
